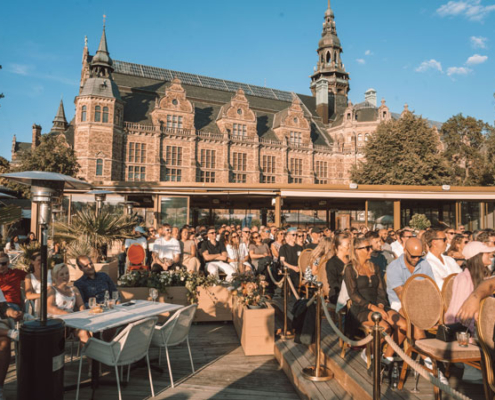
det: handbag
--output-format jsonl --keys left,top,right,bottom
{"left": 436, "top": 322, "right": 466, "bottom": 342}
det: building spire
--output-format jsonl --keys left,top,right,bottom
{"left": 52, "top": 98, "right": 68, "bottom": 132}
{"left": 90, "top": 21, "right": 114, "bottom": 77}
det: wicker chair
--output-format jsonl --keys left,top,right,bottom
{"left": 441, "top": 273, "right": 458, "bottom": 313}
{"left": 476, "top": 297, "right": 495, "bottom": 400}
{"left": 398, "top": 274, "right": 481, "bottom": 400}
{"left": 297, "top": 249, "right": 313, "bottom": 298}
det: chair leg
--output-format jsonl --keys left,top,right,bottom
{"left": 159, "top": 346, "right": 162, "bottom": 366}
{"left": 146, "top": 354, "right": 155, "bottom": 398}
{"left": 432, "top": 361, "right": 441, "bottom": 400}
{"left": 165, "top": 347, "right": 174, "bottom": 388}
{"left": 187, "top": 337, "right": 194, "bottom": 373}
{"left": 76, "top": 354, "right": 84, "bottom": 400}
{"left": 398, "top": 347, "right": 413, "bottom": 390}
{"left": 114, "top": 365, "right": 123, "bottom": 400}
{"left": 127, "top": 364, "right": 131, "bottom": 383}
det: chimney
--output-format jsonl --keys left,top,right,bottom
{"left": 315, "top": 79, "right": 329, "bottom": 124}
{"left": 365, "top": 88, "right": 377, "bottom": 107}
{"left": 32, "top": 124, "right": 41, "bottom": 150}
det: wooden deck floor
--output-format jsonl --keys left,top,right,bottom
{"left": 3, "top": 323, "right": 299, "bottom": 400}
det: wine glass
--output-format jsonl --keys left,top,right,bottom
{"left": 88, "top": 297, "right": 97, "bottom": 310}
{"left": 149, "top": 288, "right": 158, "bottom": 303}
{"left": 112, "top": 291, "right": 119, "bottom": 302}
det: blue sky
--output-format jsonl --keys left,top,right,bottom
{"left": 1, "top": 0, "right": 494, "bottom": 161}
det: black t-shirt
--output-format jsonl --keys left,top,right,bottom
{"left": 279, "top": 243, "right": 303, "bottom": 268}
{"left": 305, "top": 242, "right": 318, "bottom": 250}
{"left": 326, "top": 255, "right": 345, "bottom": 304}
{"left": 200, "top": 240, "right": 226, "bottom": 256}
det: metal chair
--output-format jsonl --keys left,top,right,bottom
{"left": 476, "top": 296, "right": 495, "bottom": 400}
{"left": 398, "top": 274, "right": 481, "bottom": 400}
{"left": 151, "top": 304, "right": 197, "bottom": 388}
{"left": 76, "top": 317, "right": 157, "bottom": 400}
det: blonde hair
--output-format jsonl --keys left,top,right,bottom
{"left": 52, "top": 263, "right": 68, "bottom": 281}
{"left": 345, "top": 236, "right": 373, "bottom": 276}
{"left": 309, "top": 237, "right": 333, "bottom": 267}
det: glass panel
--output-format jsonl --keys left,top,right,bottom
{"left": 70, "top": 194, "right": 125, "bottom": 218}
{"left": 160, "top": 197, "right": 188, "bottom": 227}
{"left": 460, "top": 201, "right": 482, "bottom": 231}
{"left": 368, "top": 201, "right": 394, "bottom": 229}
{"left": 487, "top": 203, "right": 495, "bottom": 229}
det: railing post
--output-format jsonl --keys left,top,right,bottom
{"left": 372, "top": 312, "right": 383, "bottom": 400}
{"left": 302, "top": 283, "right": 333, "bottom": 381}
{"left": 280, "top": 266, "right": 294, "bottom": 340}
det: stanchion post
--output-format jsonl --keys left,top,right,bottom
{"left": 302, "top": 282, "right": 333, "bottom": 381}
{"left": 280, "top": 265, "right": 294, "bottom": 340}
{"left": 372, "top": 312, "right": 383, "bottom": 400}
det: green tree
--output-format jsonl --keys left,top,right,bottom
{"left": 351, "top": 112, "right": 452, "bottom": 185}
{"left": 440, "top": 114, "right": 490, "bottom": 186}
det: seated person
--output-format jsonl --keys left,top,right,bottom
{"left": 24, "top": 252, "right": 53, "bottom": 315}
{"left": 201, "top": 227, "right": 235, "bottom": 280}
{"left": 249, "top": 233, "right": 271, "bottom": 274}
{"left": 279, "top": 227, "right": 303, "bottom": 287}
{"left": 0, "top": 251, "right": 26, "bottom": 311}
{"left": 152, "top": 224, "right": 181, "bottom": 272}
{"left": 124, "top": 226, "right": 148, "bottom": 266}
{"left": 445, "top": 241, "right": 495, "bottom": 333}
{"left": 47, "top": 263, "right": 90, "bottom": 343}
{"left": 179, "top": 227, "right": 201, "bottom": 273}
{"left": 326, "top": 233, "right": 350, "bottom": 304}
{"left": 344, "top": 237, "right": 406, "bottom": 364}
{"left": 424, "top": 229, "right": 461, "bottom": 290}
{"left": 74, "top": 255, "right": 119, "bottom": 307}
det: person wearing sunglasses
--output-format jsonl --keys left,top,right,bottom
{"left": 391, "top": 229, "right": 414, "bottom": 258}
{"left": 201, "top": 228, "right": 235, "bottom": 281}
{"left": 279, "top": 227, "right": 303, "bottom": 285}
{"left": 151, "top": 224, "right": 181, "bottom": 273}
{"left": 446, "top": 234, "right": 469, "bottom": 268}
{"left": 424, "top": 229, "right": 461, "bottom": 290}
{"left": 344, "top": 237, "right": 406, "bottom": 365}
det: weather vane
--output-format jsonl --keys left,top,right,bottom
{"left": 103, "top": 14, "right": 106, "bottom": 28}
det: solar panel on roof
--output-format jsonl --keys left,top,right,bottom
{"left": 113, "top": 59, "right": 294, "bottom": 103}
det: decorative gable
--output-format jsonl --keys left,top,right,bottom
{"left": 272, "top": 95, "right": 311, "bottom": 145}
{"left": 216, "top": 89, "right": 257, "bottom": 138}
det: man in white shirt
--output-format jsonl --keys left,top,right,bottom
{"left": 152, "top": 224, "right": 181, "bottom": 272}
{"left": 391, "top": 229, "right": 414, "bottom": 258}
{"left": 424, "top": 229, "right": 461, "bottom": 290}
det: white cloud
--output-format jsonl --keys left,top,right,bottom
{"left": 8, "top": 63, "right": 32, "bottom": 75}
{"left": 466, "top": 54, "right": 488, "bottom": 64}
{"left": 447, "top": 66, "right": 472, "bottom": 76}
{"left": 437, "top": 0, "right": 495, "bottom": 21}
{"left": 356, "top": 58, "right": 366, "bottom": 65}
{"left": 364, "top": 50, "right": 373, "bottom": 56}
{"left": 415, "top": 59, "right": 443, "bottom": 73}
{"left": 470, "top": 36, "right": 487, "bottom": 48}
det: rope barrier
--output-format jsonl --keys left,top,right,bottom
{"left": 267, "top": 266, "right": 284, "bottom": 288}
{"left": 320, "top": 295, "right": 373, "bottom": 347}
{"left": 381, "top": 332, "right": 472, "bottom": 400}
{"left": 287, "top": 275, "right": 301, "bottom": 300}
{"left": 306, "top": 293, "right": 318, "bottom": 308}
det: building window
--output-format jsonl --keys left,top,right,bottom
{"left": 129, "top": 143, "right": 134, "bottom": 162}
{"left": 289, "top": 131, "right": 302, "bottom": 146}
{"left": 315, "top": 161, "right": 327, "bottom": 184}
{"left": 128, "top": 142, "right": 146, "bottom": 163}
{"left": 233, "top": 123, "right": 247, "bottom": 138}
{"left": 166, "top": 146, "right": 182, "bottom": 166}
{"left": 96, "top": 159, "right": 103, "bottom": 176}
{"left": 198, "top": 171, "right": 215, "bottom": 183}
{"left": 232, "top": 152, "right": 247, "bottom": 171}
{"left": 103, "top": 107, "right": 109, "bottom": 123}
{"left": 165, "top": 168, "right": 182, "bottom": 182}
{"left": 95, "top": 106, "right": 101, "bottom": 122}
{"left": 290, "top": 158, "right": 302, "bottom": 180}
{"left": 262, "top": 155, "right": 276, "bottom": 174}
{"left": 166, "top": 115, "right": 183, "bottom": 129}
{"left": 200, "top": 149, "right": 215, "bottom": 169}
{"left": 81, "top": 106, "right": 87, "bottom": 122}
{"left": 261, "top": 175, "right": 275, "bottom": 184}
{"left": 232, "top": 173, "right": 246, "bottom": 183}
{"left": 128, "top": 166, "right": 146, "bottom": 181}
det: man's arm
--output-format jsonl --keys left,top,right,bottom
{"left": 457, "top": 277, "right": 495, "bottom": 323}
{"left": 393, "top": 286, "right": 404, "bottom": 302}
{"left": 0, "top": 302, "right": 22, "bottom": 321}
{"left": 202, "top": 250, "right": 217, "bottom": 262}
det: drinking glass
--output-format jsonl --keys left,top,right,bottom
{"left": 107, "top": 299, "right": 115, "bottom": 309}
{"left": 149, "top": 288, "right": 158, "bottom": 302}
{"left": 456, "top": 331, "right": 470, "bottom": 347}
{"left": 112, "top": 291, "right": 119, "bottom": 302}
{"left": 88, "top": 297, "right": 97, "bottom": 309}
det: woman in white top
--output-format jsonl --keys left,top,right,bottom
{"left": 47, "top": 263, "right": 90, "bottom": 343}
{"left": 227, "top": 233, "right": 253, "bottom": 273}
{"left": 4, "top": 235, "right": 20, "bottom": 254}
{"left": 25, "top": 252, "right": 53, "bottom": 302}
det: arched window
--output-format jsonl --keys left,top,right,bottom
{"left": 334, "top": 51, "right": 338, "bottom": 64}
{"left": 81, "top": 106, "right": 87, "bottom": 122}
{"left": 103, "top": 106, "right": 109, "bottom": 123}
{"left": 320, "top": 54, "right": 324, "bottom": 64}
{"left": 358, "top": 134, "right": 362, "bottom": 141}
{"left": 95, "top": 106, "right": 101, "bottom": 122}
{"left": 326, "top": 52, "right": 331, "bottom": 63}
{"left": 383, "top": 111, "right": 387, "bottom": 119}
{"left": 365, "top": 134, "right": 369, "bottom": 142}
{"left": 96, "top": 159, "right": 103, "bottom": 176}
{"left": 347, "top": 113, "right": 351, "bottom": 120}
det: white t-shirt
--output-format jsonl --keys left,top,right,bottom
{"left": 391, "top": 241, "right": 404, "bottom": 258}
{"left": 124, "top": 236, "right": 148, "bottom": 250}
{"left": 426, "top": 252, "right": 462, "bottom": 290}
{"left": 153, "top": 237, "right": 181, "bottom": 260}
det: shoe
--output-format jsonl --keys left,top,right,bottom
{"left": 7, "top": 329, "right": 19, "bottom": 341}
{"left": 381, "top": 356, "right": 393, "bottom": 366}
{"left": 360, "top": 349, "right": 368, "bottom": 364}
{"left": 423, "top": 357, "right": 433, "bottom": 370}
{"left": 437, "top": 370, "right": 449, "bottom": 386}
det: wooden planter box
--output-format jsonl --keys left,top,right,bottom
{"left": 68, "top": 260, "right": 119, "bottom": 283}
{"left": 117, "top": 285, "right": 232, "bottom": 322}
{"left": 233, "top": 299, "right": 275, "bottom": 356}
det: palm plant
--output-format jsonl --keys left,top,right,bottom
{"left": 54, "top": 208, "right": 138, "bottom": 261}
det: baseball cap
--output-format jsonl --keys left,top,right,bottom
{"left": 462, "top": 241, "right": 495, "bottom": 260}
{"left": 287, "top": 227, "right": 297, "bottom": 233}
{"left": 134, "top": 226, "right": 147, "bottom": 234}
{"left": 312, "top": 228, "right": 323, "bottom": 234}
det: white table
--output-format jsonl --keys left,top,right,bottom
{"left": 58, "top": 300, "right": 183, "bottom": 332}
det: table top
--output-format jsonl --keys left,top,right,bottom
{"left": 57, "top": 300, "right": 183, "bottom": 333}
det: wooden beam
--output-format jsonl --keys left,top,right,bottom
{"left": 275, "top": 196, "right": 282, "bottom": 227}
{"left": 393, "top": 200, "right": 401, "bottom": 230}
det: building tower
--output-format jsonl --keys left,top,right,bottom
{"left": 310, "top": 0, "right": 350, "bottom": 124}
{"left": 51, "top": 99, "right": 68, "bottom": 133}
{"left": 73, "top": 24, "right": 124, "bottom": 182}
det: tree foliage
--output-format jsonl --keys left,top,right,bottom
{"left": 351, "top": 113, "right": 452, "bottom": 185}
{"left": 409, "top": 214, "right": 431, "bottom": 230}
{"left": 440, "top": 114, "right": 492, "bottom": 186}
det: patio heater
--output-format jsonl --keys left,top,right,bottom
{"left": 0, "top": 171, "right": 91, "bottom": 400}
{"left": 122, "top": 200, "right": 138, "bottom": 215}
{"left": 86, "top": 189, "right": 114, "bottom": 216}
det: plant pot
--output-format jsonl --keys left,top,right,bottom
{"left": 195, "top": 286, "right": 233, "bottom": 322}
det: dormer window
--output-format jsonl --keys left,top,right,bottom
{"left": 289, "top": 131, "right": 302, "bottom": 146}
{"left": 172, "top": 99, "right": 178, "bottom": 106}
{"left": 237, "top": 109, "right": 242, "bottom": 115}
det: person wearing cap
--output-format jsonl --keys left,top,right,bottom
{"left": 279, "top": 227, "right": 303, "bottom": 286}
{"left": 305, "top": 228, "right": 322, "bottom": 250}
{"left": 424, "top": 229, "right": 461, "bottom": 290}
{"left": 445, "top": 241, "right": 495, "bottom": 333}
{"left": 152, "top": 223, "right": 181, "bottom": 273}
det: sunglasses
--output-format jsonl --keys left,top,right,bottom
{"left": 0, "top": 261, "right": 8, "bottom": 266}
{"left": 297, "top": 235, "right": 304, "bottom": 238}
{"left": 408, "top": 253, "right": 424, "bottom": 259}
{"left": 432, "top": 237, "right": 447, "bottom": 242}
{"left": 252, "top": 235, "right": 260, "bottom": 239}
{"left": 242, "top": 231, "right": 250, "bottom": 234}
{"left": 231, "top": 235, "right": 238, "bottom": 238}
{"left": 446, "top": 231, "right": 455, "bottom": 235}
{"left": 356, "top": 245, "right": 373, "bottom": 251}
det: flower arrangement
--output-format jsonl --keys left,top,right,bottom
{"left": 229, "top": 273, "right": 269, "bottom": 308}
